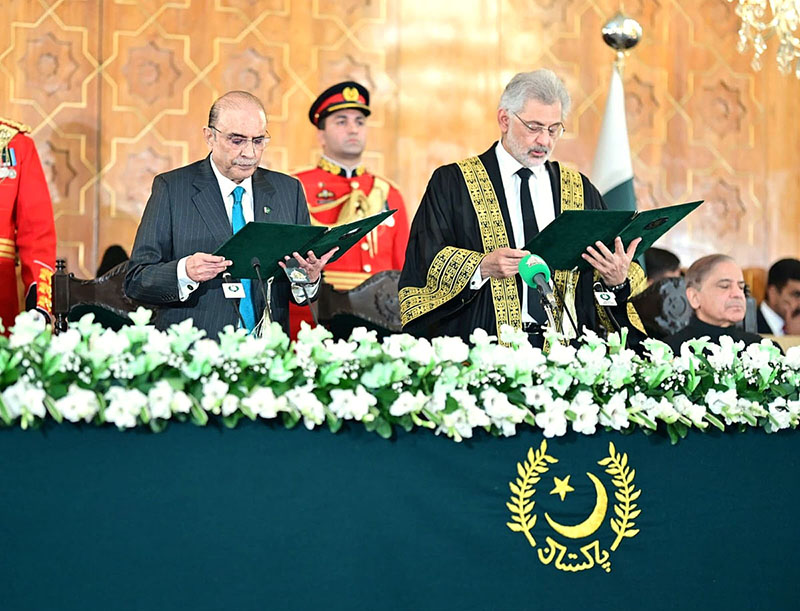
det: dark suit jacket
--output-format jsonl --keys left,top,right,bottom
{"left": 124, "top": 157, "right": 310, "bottom": 338}
{"left": 756, "top": 305, "right": 780, "bottom": 335}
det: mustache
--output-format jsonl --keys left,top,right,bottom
{"left": 530, "top": 145, "right": 550, "bottom": 154}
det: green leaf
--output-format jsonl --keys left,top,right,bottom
{"left": 44, "top": 397, "right": 62, "bottom": 424}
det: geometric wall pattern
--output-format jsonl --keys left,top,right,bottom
{"left": 2, "top": 0, "right": 798, "bottom": 278}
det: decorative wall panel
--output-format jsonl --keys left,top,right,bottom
{"left": 1, "top": 0, "right": 797, "bottom": 282}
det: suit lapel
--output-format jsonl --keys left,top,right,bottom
{"left": 477, "top": 143, "right": 515, "bottom": 242}
{"left": 252, "top": 168, "right": 277, "bottom": 223}
{"left": 192, "top": 157, "right": 232, "bottom": 245}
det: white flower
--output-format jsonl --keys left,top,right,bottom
{"left": 323, "top": 338, "right": 359, "bottom": 363}
{"left": 406, "top": 337, "right": 435, "bottom": 365}
{"left": 432, "top": 336, "right": 470, "bottom": 364}
{"left": 641, "top": 339, "right": 674, "bottom": 365}
{"left": 570, "top": 390, "right": 599, "bottom": 435}
{"left": 599, "top": 390, "right": 629, "bottom": 430}
{"left": 469, "top": 328, "right": 497, "bottom": 346}
{"left": 1, "top": 380, "right": 46, "bottom": 419}
{"left": 350, "top": 327, "right": 378, "bottom": 344}
{"left": 170, "top": 391, "right": 193, "bottom": 414}
{"left": 142, "top": 327, "right": 172, "bottom": 358}
{"left": 534, "top": 398, "right": 568, "bottom": 438}
{"left": 547, "top": 343, "right": 577, "bottom": 366}
{"left": 191, "top": 338, "right": 223, "bottom": 366}
{"left": 105, "top": 387, "right": 147, "bottom": 429}
{"left": 784, "top": 346, "right": 800, "bottom": 369}
{"left": 329, "top": 386, "right": 376, "bottom": 420}
{"left": 765, "top": 398, "right": 792, "bottom": 433}
{"left": 706, "top": 335, "right": 743, "bottom": 370}
{"left": 381, "top": 333, "right": 419, "bottom": 360}
{"left": 498, "top": 324, "right": 529, "bottom": 348}
{"left": 8, "top": 310, "right": 48, "bottom": 349}
{"left": 54, "top": 385, "right": 100, "bottom": 423}
{"left": 284, "top": 385, "right": 325, "bottom": 429}
{"left": 242, "top": 387, "right": 287, "bottom": 419}
{"left": 481, "top": 387, "right": 527, "bottom": 436}
{"left": 147, "top": 380, "right": 174, "bottom": 420}
{"left": 221, "top": 394, "right": 239, "bottom": 417}
{"left": 705, "top": 388, "right": 738, "bottom": 416}
{"left": 389, "top": 390, "right": 428, "bottom": 417}
{"left": 201, "top": 376, "right": 229, "bottom": 412}
{"left": 522, "top": 385, "right": 553, "bottom": 408}
{"left": 47, "top": 328, "right": 81, "bottom": 357}
{"left": 673, "top": 394, "right": 706, "bottom": 426}
{"left": 129, "top": 307, "right": 154, "bottom": 326}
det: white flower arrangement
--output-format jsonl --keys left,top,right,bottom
{"left": 0, "top": 310, "right": 798, "bottom": 444}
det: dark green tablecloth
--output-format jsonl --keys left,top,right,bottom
{"left": 1, "top": 423, "right": 797, "bottom": 610}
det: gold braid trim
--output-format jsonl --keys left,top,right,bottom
{"left": 0, "top": 116, "right": 28, "bottom": 150}
{"left": 455, "top": 157, "right": 521, "bottom": 341}
{"left": 399, "top": 246, "right": 484, "bottom": 326}
{"left": 546, "top": 165, "right": 584, "bottom": 353}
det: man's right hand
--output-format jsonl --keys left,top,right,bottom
{"left": 186, "top": 253, "right": 232, "bottom": 282}
{"left": 480, "top": 247, "right": 529, "bottom": 280}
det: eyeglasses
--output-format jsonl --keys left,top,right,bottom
{"left": 512, "top": 112, "right": 565, "bottom": 139}
{"left": 209, "top": 126, "right": 270, "bottom": 150}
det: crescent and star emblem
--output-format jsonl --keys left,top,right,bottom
{"left": 506, "top": 441, "right": 642, "bottom": 574}
{"left": 545, "top": 472, "right": 608, "bottom": 539}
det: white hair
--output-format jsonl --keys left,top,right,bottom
{"left": 498, "top": 69, "right": 571, "bottom": 120}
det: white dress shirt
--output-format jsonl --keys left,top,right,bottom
{"left": 470, "top": 141, "right": 556, "bottom": 322}
{"left": 759, "top": 301, "right": 785, "bottom": 335}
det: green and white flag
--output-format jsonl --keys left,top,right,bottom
{"left": 591, "top": 64, "right": 636, "bottom": 212}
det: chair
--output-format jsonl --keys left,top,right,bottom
{"left": 52, "top": 259, "right": 150, "bottom": 333}
{"left": 315, "top": 270, "right": 402, "bottom": 339}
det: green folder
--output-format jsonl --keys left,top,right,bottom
{"left": 523, "top": 200, "right": 702, "bottom": 271}
{"left": 214, "top": 209, "right": 396, "bottom": 280}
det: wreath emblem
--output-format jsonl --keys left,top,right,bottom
{"left": 506, "top": 440, "right": 641, "bottom": 573}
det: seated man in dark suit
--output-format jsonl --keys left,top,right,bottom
{"left": 125, "top": 91, "right": 336, "bottom": 338}
{"left": 663, "top": 254, "right": 762, "bottom": 352}
{"left": 757, "top": 258, "right": 800, "bottom": 336}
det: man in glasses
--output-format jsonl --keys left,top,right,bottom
{"left": 126, "top": 90, "right": 336, "bottom": 338}
{"left": 289, "top": 81, "right": 410, "bottom": 338}
{"left": 399, "top": 69, "right": 646, "bottom": 348}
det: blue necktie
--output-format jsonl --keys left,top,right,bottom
{"left": 231, "top": 186, "right": 255, "bottom": 331}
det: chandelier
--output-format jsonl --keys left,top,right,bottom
{"left": 728, "top": 0, "right": 800, "bottom": 78}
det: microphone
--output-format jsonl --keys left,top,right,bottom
{"left": 251, "top": 257, "right": 272, "bottom": 331}
{"left": 518, "top": 254, "right": 556, "bottom": 309}
{"left": 518, "top": 254, "right": 578, "bottom": 337}
{"left": 222, "top": 272, "right": 246, "bottom": 329}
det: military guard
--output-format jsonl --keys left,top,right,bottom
{"left": 291, "top": 81, "right": 410, "bottom": 337}
{"left": 0, "top": 117, "right": 56, "bottom": 332}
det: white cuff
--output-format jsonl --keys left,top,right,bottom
{"left": 469, "top": 264, "right": 491, "bottom": 290}
{"left": 177, "top": 256, "right": 199, "bottom": 302}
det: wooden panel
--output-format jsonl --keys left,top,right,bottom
{"left": 0, "top": 0, "right": 798, "bottom": 278}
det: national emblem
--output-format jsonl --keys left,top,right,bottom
{"left": 506, "top": 440, "right": 642, "bottom": 573}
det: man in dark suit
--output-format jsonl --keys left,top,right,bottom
{"left": 398, "top": 69, "right": 645, "bottom": 348}
{"left": 125, "top": 91, "right": 335, "bottom": 338}
{"left": 757, "top": 258, "right": 800, "bottom": 336}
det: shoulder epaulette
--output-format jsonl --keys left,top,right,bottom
{"left": 0, "top": 117, "right": 31, "bottom": 133}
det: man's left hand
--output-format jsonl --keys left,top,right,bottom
{"left": 279, "top": 247, "right": 339, "bottom": 283}
{"left": 582, "top": 236, "right": 642, "bottom": 288}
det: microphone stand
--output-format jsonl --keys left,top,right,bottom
{"left": 282, "top": 259, "right": 319, "bottom": 327}
{"left": 251, "top": 257, "right": 273, "bottom": 334}
{"left": 222, "top": 272, "right": 246, "bottom": 330}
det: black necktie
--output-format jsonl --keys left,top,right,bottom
{"left": 516, "top": 167, "right": 545, "bottom": 322}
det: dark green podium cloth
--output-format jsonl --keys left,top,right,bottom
{"left": 1, "top": 424, "right": 798, "bottom": 611}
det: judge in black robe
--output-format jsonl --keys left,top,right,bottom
{"left": 398, "top": 144, "right": 645, "bottom": 344}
